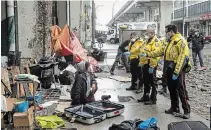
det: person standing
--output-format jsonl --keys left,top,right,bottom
{"left": 191, "top": 29, "right": 206, "bottom": 70}
{"left": 137, "top": 25, "right": 161, "bottom": 105}
{"left": 110, "top": 36, "right": 132, "bottom": 75}
{"left": 140, "top": 25, "right": 191, "bottom": 119}
{"left": 125, "top": 33, "right": 144, "bottom": 91}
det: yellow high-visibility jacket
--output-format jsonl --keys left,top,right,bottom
{"left": 147, "top": 33, "right": 190, "bottom": 74}
{"left": 128, "top": 39, "right": 144, "bottom": 60}
{"left": 139, "top": 36, "right": 162, "bottom": 68}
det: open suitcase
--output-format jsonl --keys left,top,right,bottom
{"left": 168, "top": 121, "right": 210, "bottom": 130}
{"left": 64, "top": 105, "right": 106, "bottom": 124}
{"left": 87, "top": 100, "right": 125, "bottom": 118}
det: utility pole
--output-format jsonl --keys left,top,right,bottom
{"left": 91, "top": 0, "right": 95, "bottom": 48}
{"left": 182, "top": 0, "right": 185, "bottom": 36}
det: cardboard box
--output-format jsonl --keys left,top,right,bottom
{"left": 6, "top": 98, "right": 16, "bottom": 111}
{"left": 13, "top": 107, "right": 33, "bottom": 127}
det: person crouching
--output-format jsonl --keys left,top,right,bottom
{"left": 71, "top": 61, "right": 98, "bottom": 105}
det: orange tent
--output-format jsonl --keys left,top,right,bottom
{"left": 51, "top": 24, "right": 98, "bottom": 71}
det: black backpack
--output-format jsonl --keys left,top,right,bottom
{"left": 108, "top": 119, "right": 142, "bottom": 130}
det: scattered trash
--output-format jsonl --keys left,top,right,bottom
{"left": 118, "top": 96, "right": 135, "bottom": 102}
{"left": 108, "top": 76, "right": 131, "bottom": 82}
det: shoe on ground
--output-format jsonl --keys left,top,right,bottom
{"left": 136, "top": 88, "right": 143, "bottom": 93}
{"left": 110, "top": 70, "right": 114, "bottom": 75}
{"left": 144, "top": 100, "right": 156, "bottom": 105}
{"left": 165, "top": 108, "right": 180, "bottom": 114}
{"left": 126, "top": 86, "right": 136, "bottom": 91}
{"left": 183, "top": 113, "right": 190, "bottom": 119}
{"left": 198, "top": 66, "right": 207, "bottom": 71}
{"left": 137, "top": 96, "right": 149, "bottom": 102}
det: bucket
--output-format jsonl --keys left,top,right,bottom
{"left": 14, "top": 100, "right": 29, "bottom": 112}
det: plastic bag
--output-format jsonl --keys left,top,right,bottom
{"left": 138, "top": 117, "right": 158, "bottom": 130}
{"left": 36, "top": 115, "right": 65, "bottom": 128}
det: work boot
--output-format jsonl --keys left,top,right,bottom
{"left": 165, "top": 108, "right": 180, "bottom": 115}
{"left": 136, "top": 87, "right": 143, "bottom": 94}
{"left": 144, "top": 100, "right": 156, "bottom": 105}
{"left": 110, "top": 70, "right": 114, "bottom": 75}
{"left": 126, "top": 86, "right": 136, "bottom": 91}
{"left": 137, "top": 96, "right": 149, "bottom": 102}
{"left": 183, "top": 113, "right": 190, "bottom": 119}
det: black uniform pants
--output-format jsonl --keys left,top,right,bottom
{"left": 111, "top": 49, "right": 130, "bottom": 71}
{"left": 142, "top": 64, "right": 157, "bottom": 101}
{"left": 166, "top": 67, "right": 190, "bottom": 113}
{"left": 130, "top": 59, "right": 143, "bottom": 88}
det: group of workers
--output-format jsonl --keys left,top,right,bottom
{"left": 110, "top": 24, "right": 192, "bottom": 119}
{"left": 69, "top": 24, "right": 207, "bottom": 120}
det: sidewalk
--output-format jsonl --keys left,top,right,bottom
{"left": 68, "top": 43, "right": 210, "bottom": 130}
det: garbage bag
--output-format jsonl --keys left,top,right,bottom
{"left": 36, "top": 115, "right": 65, "bottom": 128}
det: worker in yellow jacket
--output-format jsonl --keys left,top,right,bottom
{"left": 124, "top": 32, "right": 144, "bottom": 91}
{"left": 140, "top": 25, "right": 191, "bottom": 119}
{"left": 137, "top": 26, "right": 161, "bottom": 105}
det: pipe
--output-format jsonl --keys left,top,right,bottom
{"left": 69, "top": 1, "right": 71, "bottom": 27}
{"left": 91, "top": 0, "right": 95, "bottom": 48}
{"left": 182, "top": 0, "right": 185, "bottom": 36}
{"left": 79, "top": 0, "right": 82, "bottom": 41}
{"left": 85, "top": 4, "right": 87, "bottom": 41}
{"left": 14, "top": 0, "right": 20, "bottom": 65}
{"left": 7, "top": 0, "right": 15, "bottom": 52}
{"left": 67, "top": 0, "right": 70, "bottom": 26}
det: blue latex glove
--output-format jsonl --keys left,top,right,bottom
{"left": 123, "top": 52, "right": 130, "bottom": 56}
{"left": 139, "top": 53, "right": 147, "bottom": 57}
{"left": 158, "top": 60, "right": 163, "bottom": 64}
{"left": 148, "top": 67, "right": 154, "bottom": 74}
{"left": 172, "top": 73, "right": 179, "bottom": 80}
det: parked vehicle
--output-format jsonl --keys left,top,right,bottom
{"left": 107, "top": 22, "right": 157, "bottom": 44}
{"left": 96, "top": 36, "right": 106, "bottom": 44}
{"left": 204, "top": 35, "right": 211, "bottom": 44}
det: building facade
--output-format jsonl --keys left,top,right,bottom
{"left": 1, "top": 0, "right": 93, "bottom": 65}
{"left": 172, "top": 0, "right": 211, "bottom": 37}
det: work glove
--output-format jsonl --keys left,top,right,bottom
{"left": 172, "top": 73, "right": 179, "bottom": 80}
{"left": 139, "top": 53, "right": 147, "bottom": 57}
{"left": 148, "top": 67, "right": 154, "bottom": 74}
{"left": 123, "top": 52, "right": 130, "bottom": 56}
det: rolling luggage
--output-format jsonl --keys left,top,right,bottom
{"left": 64, "top": 105, "right": 106, "bottom": 124}
{"left": 168, "top": 121, "right": 210, "bottom": 130}
{"left": 87, "top": 100, "right": 125, "bottom": 118}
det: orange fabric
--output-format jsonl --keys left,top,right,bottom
{"left": 50, "top": 24, "right": 98, "bottom": 71}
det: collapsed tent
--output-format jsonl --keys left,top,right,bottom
{"left": 50, "top": 24, "right": 98, "bottom": 72}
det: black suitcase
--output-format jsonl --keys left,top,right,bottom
{"left": 168, "top": 121, "right": 210, "bottom": 130}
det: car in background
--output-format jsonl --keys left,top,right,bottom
{"left": 204, "top": 35, "right": 211, "bottom": 44}
{"left": 96, "top": 35, "right": 106, "bottom": 44}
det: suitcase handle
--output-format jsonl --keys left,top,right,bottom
{"left": 94, "top": 115, "right": 103, "bottom": 123}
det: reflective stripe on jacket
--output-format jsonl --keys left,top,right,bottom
{"left": 139, "top": 36, "right": 161, "bottom": 68}
{"left": 147, "top": 33, "right": 190, "bottom": 74}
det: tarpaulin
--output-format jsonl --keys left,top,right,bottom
{"left": 51, "top": 24, "right": 98, "bottom": 72}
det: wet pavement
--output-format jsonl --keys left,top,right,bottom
{"left": 67, "top": 42, "right": 210, "bottom": 130}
